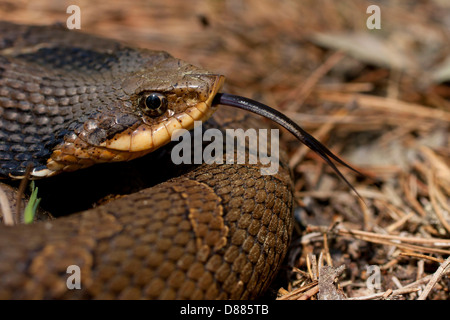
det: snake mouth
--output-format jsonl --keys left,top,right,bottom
{"left": 41, "top": 75, "right": 225, "bottom": 176}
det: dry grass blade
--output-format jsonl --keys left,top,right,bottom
{"left": 308, "top": 225, "right": 450, "bottom": 248}
{"left": 347, "top": 287, "right": 420, "bottom": 300}
{"left": 399, "top": 252, "right": 444, "bottom": 264}
{"left": 0, "top": 185, "right": 14, "bottom": 226}
{"left": 317, "top": 92, "right": 450, "bottom": 122}
{"left": 418, "top": 256, "right": 450, "bottom": 300}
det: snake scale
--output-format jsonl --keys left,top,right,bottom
{"left": 0, "top": 21, "right": 357, "bottom": 299}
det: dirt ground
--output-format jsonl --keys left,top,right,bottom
{"left": 1, "top": 0, "right": 449, "bottom": 300}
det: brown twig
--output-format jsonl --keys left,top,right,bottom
{"left": 277, "top": 281, "right": 319, "bottom": 300}
{"left": 297, "top": 285, "right": 320, "bottom": 300}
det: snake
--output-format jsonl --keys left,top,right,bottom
{"left": 0, "top": 21, "right": 360, "bottom": 299}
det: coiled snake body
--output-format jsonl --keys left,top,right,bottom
{"left": 0, "top": 22, "right": 358, "bottom": 300}
{"left": 0, "top": 22, "right": 295, "bottom": 299}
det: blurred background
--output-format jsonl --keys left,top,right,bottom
{"left": 1, "top": 0, "right": 449, "bottom": 299}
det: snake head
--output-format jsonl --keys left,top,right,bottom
{"left": 116, "top": 56, "right": 226, "bottom": 152}
{"left": 43, "top": 53, "right": 225, "bottom": 177}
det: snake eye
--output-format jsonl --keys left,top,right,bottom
{"left": 140, "top": 93, "right": 168, "bottom": 117}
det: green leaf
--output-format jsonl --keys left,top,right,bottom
{"left": 24, "top": 181, "right": 41, "bottom": 224}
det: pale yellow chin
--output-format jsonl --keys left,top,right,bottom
{"left": 105, "top": 75, "right": 225, "bottom": 153}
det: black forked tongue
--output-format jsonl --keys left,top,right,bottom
{"left": 213, "top": 92, "right": 364, "bottom": 200}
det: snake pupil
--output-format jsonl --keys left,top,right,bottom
{"left": 141, "top": 93, "right": 168, "bottom": 117}
{"left": 146, "top": 94, "right": 161, "bottom": 109}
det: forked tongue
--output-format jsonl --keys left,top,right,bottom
{"left": 213, "top": 92, "right": 364, "bottom": 200}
